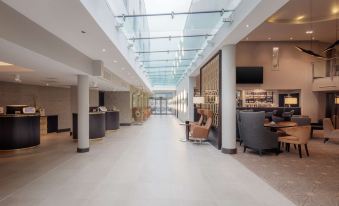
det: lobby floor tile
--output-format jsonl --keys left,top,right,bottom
{"left": 0, "top": 116, "right": 295, "bottom": 206}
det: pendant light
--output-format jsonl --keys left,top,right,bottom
{"left": 295, "top": 0, "right": 327, "bottom": 60}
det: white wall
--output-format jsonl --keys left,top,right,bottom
{"left": 176, "top": 77, "right": 195, "bottom": 122}
{"left": 236, "top": 41, "right": 327, "bottom": 122}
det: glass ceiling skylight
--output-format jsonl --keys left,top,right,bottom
{"left": 111, "top": 0, "right": 242, "bottom": 87}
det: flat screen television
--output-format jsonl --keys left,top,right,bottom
{"left": 236, "top": 67, "right": 263, "bottom": 84}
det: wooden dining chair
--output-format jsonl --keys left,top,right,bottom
{"left": 278, "top": 126, "right": 312, "bottom": 158}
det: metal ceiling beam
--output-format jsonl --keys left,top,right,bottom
{"left": 148, "top": 73, "right": 184, "bottom": 77}
{"left": 115, "top": 9, "right": 233, "bottom": 19}
{"left": 144, "top": 65, "right": 189, "bottom": 69}
{"left": 147, "top": 71, "right": 185, "bottom": 74}
{"left": 139, "top": 58, "right": 194, "bottom": 62}
{"left": 129, "top": 34, "right": 212, "bottom": 41}
{"left": 136, "top": 48, "right": 202, "bottom": 54}
{"left": 146, "top": 70, "right": 186, "bottom": 73}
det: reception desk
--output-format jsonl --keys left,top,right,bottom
{"left": 105, "top": 111, "right": 119, "bottom": 130}
{"left": 72, "top": 112, "right": 106, "bottom": 140}
{"left": 0, "top": 114, "right": 40, "bottom": 150}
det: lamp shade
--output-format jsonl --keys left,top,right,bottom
{"left": 284, "top": 96, "right": 298, "bottom": 105}
{"left": 335, "top": 97, "right": 339, "bottom": 104}
{"left": 193, "top": 96, "right": 205, "bottom": 104}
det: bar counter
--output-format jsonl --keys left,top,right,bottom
{"left": 105, "top": 111, "right": 119, "bottom": 130}
{"left": 0, "top": 114, "right": 40, "bottom": 150}
{"left": 237, "top": 107, "right": 301, "bottom": 116}
{"left": 72, "top": 112, "right": 106, "bottom": 140}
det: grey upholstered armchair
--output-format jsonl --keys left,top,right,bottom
{"left": 239, "top": 111, "right": 279, "bottom": 156}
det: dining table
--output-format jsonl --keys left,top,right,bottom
{"left": 264, "top": 121, "right": 297, "bottom": 132}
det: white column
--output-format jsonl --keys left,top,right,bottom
{"left": 188, "top": 77, "right": 195, "bottom": 122}
{"left": 221, "top": 45, "right": 237, "bottom": 154}
{"left": 77, "top": 74, "right": 90, "bottom": 153}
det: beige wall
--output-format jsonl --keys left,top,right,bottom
{"left": 0, "top": 81, "right": 71, "bottom": 129}
{"left": 236, "top": 41, "right": 327, "bottom": 122}
{"left": 0, "top": 82, "right": 100, "bottom": 130}
{"left": 104, "top": 91, "right": 132, "bottom": 124}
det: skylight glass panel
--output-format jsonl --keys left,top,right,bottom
{"left": 111, "top": 0, "right": 242, "bottom": 87}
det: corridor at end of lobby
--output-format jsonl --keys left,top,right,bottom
{"left": 0, "top": 116, "right": 294, "bottom": 206}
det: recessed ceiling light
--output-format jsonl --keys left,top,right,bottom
{"left": 312, "top": 37, "right": 315, "bottom": 40}
{"left": 46, "top": 83, "right": 49, "bottom": 86}
{"left": 113, "top": 60, "right": 118, "bottom": 63}
{"left": 0, "top": 61, "right": 13, "bottom": 66}
{"left": 102, "top": 48, "right": 106, "bottom": 52}
{"left": 246, "top": 37, "right": 249, "bottom": 41}
{"left": 306, "top": 30, "right": 314, "bottom": 34}
{"left": 290, "top": 37, "right": 293, "bottom": 40}
{"left": 246, "top": 24, "right": 249, "bottom": 28}
{"left": 268, "top": 37, "right": 272, "bottom": 40}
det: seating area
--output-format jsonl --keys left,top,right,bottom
{"left": 236, "top": 110, "right": 333, "bottom": 159}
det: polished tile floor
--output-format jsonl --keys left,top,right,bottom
{"left": 0, "top": 116, "right": 295, "bottom": 206}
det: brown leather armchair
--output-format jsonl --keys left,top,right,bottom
{"left": 189, "top": 109, "right": 204, "bottom": 131}
{"left": 189, "top": 110, "right": 213, "bottom": 143}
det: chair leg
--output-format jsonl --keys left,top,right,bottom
{"left": 293, "top": 144, "right": 297, "bottom": 150}
{"left": 239, "top": 140, "right": 243, "bottom": 146}
{"left": 275, "top": 148, "right": 280, "bottom": 155}
{"left": 243, "top": 146, "right": 247, "bottom": 153}
{"left": 324, "top": 138, "right": 329, "bottom": 143}
{"left": 305, "top": 144, "right": 309, "bottom": 157}
{"left": 298, "top": 144, "right": 302, "bottom": 158}
{"left": 259, "top": 150, "right": 262, "bottom": 156}
{"left": 278, "top": 142, "right": 281, "bottom": 151}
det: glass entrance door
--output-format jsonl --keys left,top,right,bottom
{"left": 149, "top": 97, "right": 173, "bottom": 115}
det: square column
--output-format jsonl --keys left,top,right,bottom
{"left": 77, "top": 74, "right": 89, "bottom": 153}
{"left": 221, "top": 45, "right": 237, "bottom": 154}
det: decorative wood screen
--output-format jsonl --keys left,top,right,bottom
{"left": 201, "top": 53, "right": 220, "bottom": 128}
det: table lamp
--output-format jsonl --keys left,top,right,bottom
{"left": 284, "top": 96, "right": 298, "bottom": 107}
{"left": 193, "top": 96, "right": 205, "bottom": 105}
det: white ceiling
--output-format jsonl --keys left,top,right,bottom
{"left": 246, "top": 0, "right": 339, "bottom": 43}
{"left": 1, "top": 0, "right": 151, "bottom": 92}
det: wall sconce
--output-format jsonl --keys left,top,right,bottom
{"left": 272, "top": 47, "right": 279, "bottom": 71}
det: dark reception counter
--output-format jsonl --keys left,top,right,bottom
{"left": 72, "top": 112, "right": 106, "bottom": 140}
{"left": 105, "top": 111, "right": 119, "bottom": 130}
{"left": 0, "top": 114, "right": 40, "bottom": 150}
